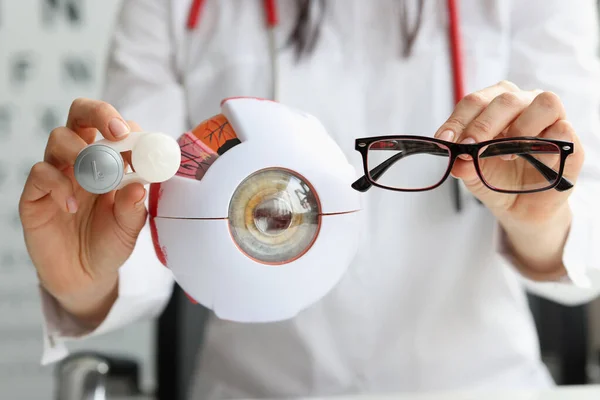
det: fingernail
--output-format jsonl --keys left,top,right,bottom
{"left": 135, "top": 188, "right": 147, "bottom": 207}
{"left": 66, "top": 196, "right": 78, "bottom": 213}
{"left": 109, "top": 118, "right": 130, "bottom": 138}
{"left": 438, "top": 130, "right": 455, "bottom": 142}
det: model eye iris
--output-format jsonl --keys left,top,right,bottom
{"left": 228, "top": 169, "right": 321, "bottom": 265}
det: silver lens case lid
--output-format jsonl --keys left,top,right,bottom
{"left": 74, "top": 144, "right": 124, "bottom": 194}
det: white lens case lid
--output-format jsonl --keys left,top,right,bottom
{"left": 75, "top": 132, "right": 180, "bottom": 194}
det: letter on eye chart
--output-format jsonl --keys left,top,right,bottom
{"left": 42, "top": 0, "right": 83, "bottom": 26}
{"left": 10, "top": 53, "right": 35, "bottom": 87}
{"left": 0, "top": 105, "right": 13, "bottom": 138}
{"left": 61, "top": 56, "right": 93, "bottom": 85}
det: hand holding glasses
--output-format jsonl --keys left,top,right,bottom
{"left": 352, "top": 135, "right": 574, "bottom": 194}
{"left": 350, "top": 81, "right": 586, "bottom": 280}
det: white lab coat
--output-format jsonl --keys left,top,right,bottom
{"left": 39, "top": 0, "right": 600, "bottom": 399}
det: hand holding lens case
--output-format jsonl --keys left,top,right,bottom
{"left": 74, "top": 132, "right": 181, "bottom": 194}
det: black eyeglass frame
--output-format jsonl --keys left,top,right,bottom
{"left": 352, "top": 135, "right": 574, "bottom": 194}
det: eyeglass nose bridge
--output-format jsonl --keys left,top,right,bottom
{"left": 451, "top": 142, "right": 480, "bottom": 157}
{"left": 445, "top": 142, "right": 481, "bottom": 164}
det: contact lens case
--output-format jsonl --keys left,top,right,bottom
{"left": 74, "top": 131, "right": 180, "bottom": 194}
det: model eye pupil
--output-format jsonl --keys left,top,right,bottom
{"left": 253, "top": 195, "right": 293, "bottom": 236}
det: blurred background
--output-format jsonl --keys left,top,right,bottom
{"left": 1, "top": 1, "right": 600, "bottom": 399}
{"left": 0, "top": 0, "right": 157, "bottom": 398}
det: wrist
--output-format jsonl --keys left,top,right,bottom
{"left": 53, "top": 273, "right": 119, "bottom": 330}
{"left": 499, "top": 204, "right": 572, "bottom": 280}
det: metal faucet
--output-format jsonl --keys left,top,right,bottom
{"left": 55, "top": 354, "right": 110, "bottom": 400}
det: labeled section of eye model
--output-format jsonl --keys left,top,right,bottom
{"left": 177, "top": 114, "right": 241, "bottom": 180}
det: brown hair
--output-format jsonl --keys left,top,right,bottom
{"left": 286, "top": 0, "right": 425, "bottom": 60}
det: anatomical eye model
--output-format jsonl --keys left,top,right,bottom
{"left": 149, "top": 97, "right": 361, "bottom": 323}
{"left": 174, "top": 112, "right": 321, "bottom": 265}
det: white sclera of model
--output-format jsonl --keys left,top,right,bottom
{"left": 152, "top": 98, "right": 362, "bottom": 323}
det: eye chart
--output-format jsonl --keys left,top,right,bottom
{"left": 0, "top": 0, "right": 156, "bottom": 398}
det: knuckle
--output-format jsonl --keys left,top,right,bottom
{"left": 30, "top": 161, "right": 45, "bottom": 174}
{"left": 45, "top": 128, "right": 69, "bottom": 162}
{"left": 469, "top": 118, "right": 493, "bottom": 136}
{"left": 497, "top": 80, "right": 519, "bottom": 91}
{"left": 113, "top": 212, "right": 146, "bottom": 248}
{"left": 461, "top": 92, "right": 488, "bottom": 109}
{"left": 92, "top": 100, "right": 114, "bottom": 117}
{"left": 48, "top": 127, "right": 66, "bottom": 143}
{"left": 495, "top": 91, "right": 522, "bottom": 108}
{"left": 508, "top": 122, "right": 526, "bottom": 138}
{"left": 69, "top": 97, "right": 86, "bottom": 113}
{"left": 555, "top": 119, "right": 574, "bottom": 133}
{"left": 92, "top": 101, "right": 119, "bottom": 131}
{"left": 443, "top": 116, "right": 467, "bottom": 132}
{"left": 535, "top": 91, "right": 562, "bottom": 111}
{"left": 29, "top": 162, "right": 48, "bottom": 178}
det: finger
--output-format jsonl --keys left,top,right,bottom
{"left": 459, "top": 90, "right": 539, "bottom": 144}
{"left": 121, "top": 121, "right": 142, "bottom": 170}
{"left": 111, "top": 183, "right": 148, "bottom": 245}
{"left": 21, "top": 162, "right": 78, "bottom": 213}
{"left": 66, "top": 98, "right": 130, "bottom": 143}
{"left": 126, "top": 120, "right": 142, "bottom": 132}
{"left": 434, "top": 80, "right": 520, "bottom": 141}
{"left": 449, "top": 157, "right": 478, "bottom": 182}
{"left": 539, "top": 120, "right": 582, "bottom": 182}
{"left": 506, "top": 91, "right": 566, "bottom": 138}
{"left": 44, "top": 127, "right": 88, "bottom": 170}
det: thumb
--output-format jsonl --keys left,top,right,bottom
{"left": 112, "top": 183, "right": 148, "bottom": 247}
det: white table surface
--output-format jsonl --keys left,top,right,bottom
{"left": 110, "top": 385, "right": 600, "bottom": 400}
{"left": 265, "top": 385, "right": 600, "bottom": 400}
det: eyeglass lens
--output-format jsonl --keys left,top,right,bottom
{"left": 477, "top": 140, "right": 560, "bottom": 192}
{"left": 366, "top": 139, "right": 561, "bottom": 192}
{"left": 367, "top": 139, "right": 451, "bottom": 190}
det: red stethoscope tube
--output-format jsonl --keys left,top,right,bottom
{"left": 186, "top": 0, "right": 205, "bottom": 30}
{"left": 188, "top": 0, "right": 278, "bottom": 30}
{"left": 446, "top": 0, "right": 465, "bottom": 104}
{"left": 263, "top": 0, "right": 279, "bottom": 27}
{"left": 446, "top": 0, "right": 466, "bottom": 211}
{"left": 187, "top": 0, "right": 465, "bottom": 100}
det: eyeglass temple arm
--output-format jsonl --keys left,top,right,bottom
{"left": 352, "top": 142, "right": 573, "bottom": 192}
{"left": 352, "top": 151, "right": 406, "bottom": 192}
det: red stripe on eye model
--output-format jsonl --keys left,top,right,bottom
{"left": 184, "top": 291, "right": 199, "bottom": 304}
{"left": 149, "top": 182, "right": 168, "bottom": 267}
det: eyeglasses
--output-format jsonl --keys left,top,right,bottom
{"left": 352, "top": 136, "right": 574, "bottom": 194}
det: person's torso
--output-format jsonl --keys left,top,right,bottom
{"left": 165, "top": 1, "right": 552, "bottom": 398}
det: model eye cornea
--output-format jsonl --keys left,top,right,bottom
{"left": 228, "top": 168, "right": 321, "bottom": 265}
